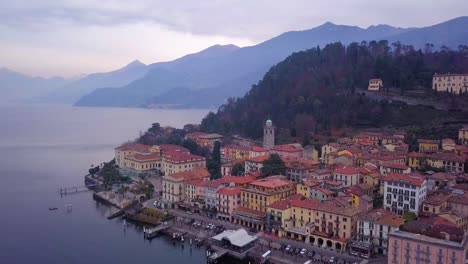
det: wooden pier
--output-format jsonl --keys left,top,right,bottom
{"left": 143, "top": 222, "right": 172, "bottom": 239}
{"left": 59, "top": 184, "right": 98, "bottom": 195}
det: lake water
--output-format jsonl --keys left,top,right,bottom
{"left": 0, "top": 104, "right": 211, "bottom": 263}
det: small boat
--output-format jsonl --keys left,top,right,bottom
{"left": 49, "top": 207, "right": 58, "bottom": 211}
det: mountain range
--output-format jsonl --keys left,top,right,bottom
{"left": 1, "top": 16, "right": 467, "bottom": 108}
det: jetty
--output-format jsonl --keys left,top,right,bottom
{"left": 143, "top": 222, "right": 172, "bottom": 239}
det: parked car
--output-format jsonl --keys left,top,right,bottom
{"left": 300, "top": 248, "right": 307, "bottom": 256}
{"left": 186, "top": 210, "right": 192, "bottom": 215}
{"left": 285, "top": 245, "right": 291, "bottom": 252}
{"left": 294, "top": 248, "right": 301, "bottom": 254}
{"left": 329, "top": 256, "right": 335, "bottom": 263}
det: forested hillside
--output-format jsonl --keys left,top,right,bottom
{"left": 200, "top": 41, "right": 468, "bottom": 139}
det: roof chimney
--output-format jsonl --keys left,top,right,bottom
{"left": 440, "top": 231, "right": 450, "bottom": 241}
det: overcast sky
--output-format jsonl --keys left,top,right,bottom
{"left": 1, "top": 0, "right": 467, "bottom": 78}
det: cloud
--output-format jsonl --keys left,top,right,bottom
{"left": 0, "top": 0, "right": 467, "bottom": 77}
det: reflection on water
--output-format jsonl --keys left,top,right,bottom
{"left": 0, "top": 104, "right": 209, "bottom": 263}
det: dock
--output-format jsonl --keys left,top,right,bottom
{"left": 143, "top": 222, "right": 172, "bottom": 239}
{"left": 208, "top": 248, "right": 228, "bottom": 262}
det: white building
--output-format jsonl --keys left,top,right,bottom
{"left": 383, "top": 173, "right": 427, "bottom": 215}
{"left": 357, "top": 209, "right": 405, "bottom": 255}
{"left": 333, "top": 167, "right": 360, "bottom": 187}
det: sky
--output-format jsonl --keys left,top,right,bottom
{"left": 1, "top": 0, "right": 467, "bottom": 78}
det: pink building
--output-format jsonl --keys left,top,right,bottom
{"left": 216, "top": 186, "right": 241, "bottom": 221}
{"left": 388, "top": 222, "right": 467, "bottom": 264}
{"left": 269, "top": 144, "right": 304, "bottom": 158}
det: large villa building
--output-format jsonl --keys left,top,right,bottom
{"left": 432, "top": 73, "right": 468, "bottom": 94}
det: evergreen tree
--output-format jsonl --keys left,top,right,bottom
{"left": 261, "top": 154, "right": 286, "bottom": 176}
{"left": 231, "top": 163, "right": 245, "bottom": 176}
{"left": 208, "top": 141, "right": 222, "bottom": 179}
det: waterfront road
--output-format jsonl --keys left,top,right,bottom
{"left": 170, "top": 209, "right": 376, "bottom": 264}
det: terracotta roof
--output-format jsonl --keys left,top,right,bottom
{"left": 223, "top": 144, "right": 252, "bottom": 151}
{"left": 217, "top": 187, "right": 241, "bottom": 196}
{"left": 165, "top": 168, "right": 210, "bottom": 181}
{"left": 247, "top": 155, "right": 269, "bottom": 163}
{"left": 383, "top": 163, "right": 409, "bottom": 170}
{"left": 376, "top": 214, "right": 405, "bottom": 227}
{"left": 460, "top": 127, "right": 468, "bottom": 131}
{"left": 384, "top": 173, "right": 425, "bottom": 186}
{"left": 271, "top": 144, "right": 304, "bottom": 153}
{"left": 312, "top": 186, "right": 335, "bottom": 196}
{"left": 158, "top": 144, "right": 190, "bottom": 153}
{"left": 233, "top": 206, "right": 266, "bottom": 217}
{"left": 324, "top": 180, "right": 342, "bottom": 186}
{"left": 249, "top": 177, "right": 295, "bottom": 189}
{"left": 408, "top": 152, "right": 426, "bottom": 158}
{"left": 291, "top": 199, "right": 362, "bottom": 216}
{"left": 427, "top": 152, "right": 465, "bottom": 163}
{"left": 251, "top": 146, "right": 267, "bottom": 152}
{"left": 334, "top": 166, "right": 359, "bottom": 175}
{"left": 115, "top": 143, "right": 151, "bottom": 153}
{"left": 448, "top": 194, "right": 468, "bottom": 205}
{"left": 164, "top": 152, "right": 205, "bottom": 163}
{"left": 221, "top": 175, "right": 255, "bottom": 185}
{"left": 423, "top": 194, "right": 452, "bottom": 206}
{"left": 302, "top": 180, "right": 318, "bottom": 187}
{"left": 126, "top": 153, "right": 161, "bottom": 162}
{"left": 268, "top": 194, "right": 304, "bottom": 210}
{"left": 430, "top": 172, "right": 456, "bottom": 181}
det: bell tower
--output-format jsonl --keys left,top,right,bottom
{"left": 263, "top": 119, "right": 275, "bottom": 150}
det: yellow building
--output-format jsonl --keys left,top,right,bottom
{"left": 407, "top": 152, "right": 426, "bottom": 170}
{"left": 296, "top": 180, "right": 318, "bottom": 197}
{"left": 232, "top": 177, "right": 296, "bottom": 231}
{"left": 368, "top": 78, "right": 383, "bottom": 91}
{"left": 426, "top": 152, "right": 465, "bottom": 174}
{"left": 161, "top": 168, "right": 210, "bottom": 209}
{"left": 432, "top": 73, "right": 468, "bottom": 94}
{"left": 162, "top": 152, "right": 206, "bottom": 175}
{"left": 222, "top": 144, "right": 252, "bottom": 161}
{"left": 241, "top": 177, "right": 296, "bottom": 212}
{"left": 459, "top": 127, "right": 468, "bottom": 145}
{"left": 267, "top": 197, "right": 362, "bottom": 251}
{"left": 418, "top": 139, "right": 439, "bottom": 153}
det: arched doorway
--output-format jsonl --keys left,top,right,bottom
{"left": 318, "top": 238, "right": 324, "bottom": 247}
{"left": 335, "top": 242, "right": 342, "bottom": 251}
{"left": 310, "top": 236, "right": 316, "bottom": 245}
{"left": 326, "top": 240, "right": 333, "bottom": 248}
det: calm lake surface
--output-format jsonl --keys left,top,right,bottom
{"left": 0, "top": 104, "right": 210, "bottom": 263}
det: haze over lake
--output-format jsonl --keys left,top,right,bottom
{"left": 0, "top": 104, "right": 209, "bottom": 263}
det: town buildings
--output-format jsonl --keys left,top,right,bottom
{"left": 418, "top": 139, "right": 439, "bottom": 153}
{"left": 383, "top": 173, "right": 427, "bottom": 215}
{"left": 356, "top": 209, "right": 405, "bottom": 255}
{"left": 388, "top": 221, "right": 467, "bottom": 264}
{"left": 161, "top": 168, "right": 210, "bottom": 209}
{"left": 216, "top": 186, "right": 241, "bottom": 221}
{"left": 368, "top": 78, "right": 383, "bottom": 91}
{"left": 333, "top": 167, "right": 360, "bottom": 187}
{"left": 432, "top": 73, "right": 468, "bottom": 94}
{"left": 459, "top": 127, "right": 468, "bottom": 145}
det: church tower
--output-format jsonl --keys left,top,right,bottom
{"left": 263, "top": 119, "right": 275, "bottom": 150}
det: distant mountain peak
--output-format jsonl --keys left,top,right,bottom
{"left": 126, "top": 60, "right": 146, "bottom": 67}
{"left": 321, "top": 22, "right": 337, "bottom": 27}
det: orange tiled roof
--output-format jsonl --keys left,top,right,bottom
{"left": 252, "top": 146, "right": 267, "bottom": 152}
{"left": 247, "top": 155, "right": 269, "bottom": 163}
{"left": 408, "top": 152, "right": 426, "bottom": 158}
{"left": 384, "top": 173, "right": 425, "bottom": 186}
{"left": 249, "top": 177, "right": 295, "bottom": 189}
{"left": 115, "top": 143, "right": 151, "bottom": 153}
{"left": 126, "top": 153, "right": 161, "bottom": 162}
{"left": 312, "top": 186, "right": 335, "bottom": 195}
{"left": 271, "top": 144, "right": 304, "bottom": 153}
{"left": 418, "top": 139, "right": 439, "bottom": 144}
{"left": 334, "top": 166, "right": 359, "bottom": 175}
{"left": 217, "top": 187, "right": 241, "bottom": 196}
